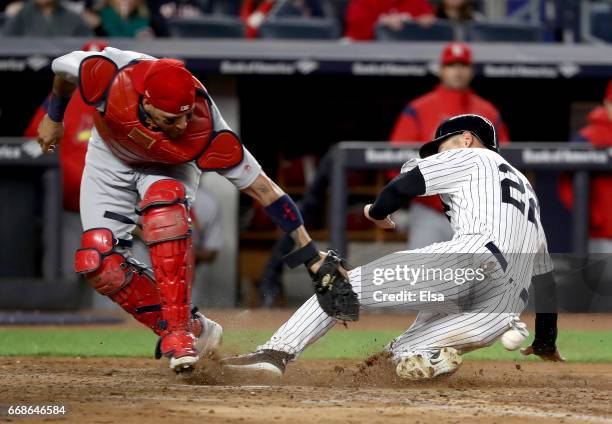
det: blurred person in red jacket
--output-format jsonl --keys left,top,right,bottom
{"left": 559, "top": 80, "right": 612, "bottom": 253}
{"left": 24, "top": 41, "right": 107, "bottom": 282}
{"left": 241, "top": 0, "right": 276, "bottom": 38}
{"left": 344, "top": 0, "right": 435, "bottom": 41}
{"left": 390, "top": 42, "right": 510, "bottom": 249}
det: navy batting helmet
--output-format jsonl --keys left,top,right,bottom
{"left": 419, "top": 114, "right": 498, "bottom": 159}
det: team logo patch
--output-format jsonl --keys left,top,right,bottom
{"left": 451, "top": 44, "right": 464, "bottom": 56}
{"left": 128, "top": 127, "right": 156, "bottom": 149}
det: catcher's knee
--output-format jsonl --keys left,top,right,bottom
{"left": 74, "top": 228, "right": 130, "bottom": 295}
{"left": 138, "top": 179, "right": 191, "bottom": 245}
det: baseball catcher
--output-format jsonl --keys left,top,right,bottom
{"left": 36, "top": 46, "right": 354, "bottom": 372}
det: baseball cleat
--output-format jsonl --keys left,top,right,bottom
{"left": 395, "top": 347, "right": 463, "bottom": 380}
{"left": 169, "top": 354, "right": 199, "bottom": 372}
{"left": 191, "top": 310, "right": 223, "bottom": 357}
{"left": 154, "top": 308, "right": 223, "bottom": 361}
{"left": 221, "top": 349, "right": 293, "bottom": 379}
{"left": 159, "top": 331, "right": 199, "bottom": 372}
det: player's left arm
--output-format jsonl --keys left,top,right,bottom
{"left": 521, "top": 231, "right": 565, "bottom": 362}
{"left": 521, "top": 269, "right": 565, "bottom": 362}
{"left": 241, "top": 172, "right": 327, "bottom": 273}
{"left": 242, "top": 172, "right": 358, "bottom": 321}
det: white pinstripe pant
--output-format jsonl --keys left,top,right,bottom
{"left": 259, "top": 236, "right": 529, "bottom": 361}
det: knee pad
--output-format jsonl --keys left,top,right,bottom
{"left": 138, "top": 179, "right": 191, "bottom": 245}
{"left": 74, "top": 228, "right": 129, "bottom": 295}
{"left": 75, "top": 228, "right": 167, "bottom": 335}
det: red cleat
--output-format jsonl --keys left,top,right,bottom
{"left": 159, "top": 331, "right": 198, "bottom": 372}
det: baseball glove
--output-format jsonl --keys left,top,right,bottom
{"left": 311, "top": 250, "right": 359, "bottom": 321}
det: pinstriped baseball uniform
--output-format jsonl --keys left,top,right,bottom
{"left": 259, "top": 148, "right": 553, "bottom": 360}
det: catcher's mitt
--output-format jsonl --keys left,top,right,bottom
{"left": 310, "top": 250, "right": 359, "bottom": 321}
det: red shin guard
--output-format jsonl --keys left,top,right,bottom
{"left": 138, "top": 180, "right": 195, "bottom": 357}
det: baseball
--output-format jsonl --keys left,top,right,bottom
{"left": 501, "top": 329, "right": 527, "bottom": 351}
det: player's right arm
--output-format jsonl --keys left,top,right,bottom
{"left": 36, "top": 74, "right": 77, "bottom": 153}
{"left": 365, "top": 150, "right": 474, "bottom": 227}
{"left": 37, "top": 50, "right": 101, "bottom": 153}
{"left": 37, "top": 48, "right": 154, "bottom": 153}
{"left": 364, "top": 166, "right": 426, "bottom": 229}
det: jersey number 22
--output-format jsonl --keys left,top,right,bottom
{"left": 499, "top": 164, "right": 538, "bottom": 227}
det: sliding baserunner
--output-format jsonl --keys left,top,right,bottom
{"left": 222, "top": 114, "right": 562, "bottom": 380}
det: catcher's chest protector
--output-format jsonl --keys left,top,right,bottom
{"left": 79, "top": 57, "right": 243, "bottom": 170}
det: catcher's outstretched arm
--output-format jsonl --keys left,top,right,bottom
{"left": 241, "top": 172, "right": 323, "bottom": 272}
{"left": 242, "top": 172, "right": 359, "bottom": 320}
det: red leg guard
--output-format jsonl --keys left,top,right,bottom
{"left": 75, "top": 228, "right": 167, "bottom": 336}
{"left": 139, "top": 180, "right": 196, "bottom": 358}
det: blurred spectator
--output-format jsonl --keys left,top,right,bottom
{"left": 94, "top": 0, "right": 153, "bottom": 37}
{"left": 559, "top": 80, "right": 612, "bottom": 254}
{"left": 240, "top": 0, "right": 323, "bottom": 38}
{"left": 241, "top": 0, "right": 275, "bottom": 38}
{"left": 390, "top": 42, "right": 510, "bottom": 249}
{"left": 273, "top": 0, "right": 323, "bottom": 17}
{"left": 344, "top": 0, "right": 435, "bottom": 41}
{"left": 158, "top": 0, "right": 208, "bottom": 19}
{"left": 144, "top": 0, "right": 237, "bottom": 37}
{"left": 3, "top": 0, "right": 92, "bottom": 36}
{"left": 152, "top": 0, "right": 240, "bottom": 20}
{"left": 3, "top": 0, "right": 26, "bottom": 16}
{"left": 435, "top": 0, "right": 481, "bottom": 23}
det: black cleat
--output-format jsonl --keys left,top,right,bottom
{"left": 221, "top": 350, "right": 294, "bottom": 379}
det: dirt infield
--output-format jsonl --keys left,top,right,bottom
{"left": 1, "top": 357, "right": 611, "bottom": 423}
{"left": 1, "top": 311, "right": 611, "bottom": 424}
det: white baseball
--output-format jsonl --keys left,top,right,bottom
{"left": 501, "top": 329, "right": 527, "bottom": 351}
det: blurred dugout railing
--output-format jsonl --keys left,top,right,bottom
{"left": 329, "top": 142, "right": 612, "bottom": 257}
